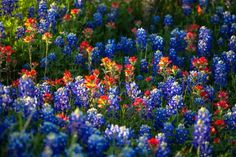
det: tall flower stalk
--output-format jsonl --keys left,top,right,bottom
{"left": 42, "top": 32, "right": 52, "bottom": 77}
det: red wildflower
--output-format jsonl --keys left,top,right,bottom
{"left": 111, "top": 2, "right": 119, "bottom": 9}
{"left": 213, "top": 119, "right": 225, "bottom": 127}
{"left": 71, "top": 8, "right": 80, "bottom": 15}
{"left": 98, "top": 95, "right": 109, "bottom": 108}
{"left": 148, "top": 138, "right": 159, "bottom": 147}
{"left": 11, "top": 79, "right": 19, "bottom": 87}
{"left": 43, "top": 92, "right": 53, "bottom": 103}
{"left": 217, "top": 91, "right": 228, "bottom": 101}
{"left": 213, "top": 137, "right": 220, "bottom": 144}
{"left": 214, "top": 100, "right": 229, "bottom": 110}
{"left": 210, "top": 126, "right": 217, "bottom": 134}
{"left": 63, "top": 14, "right": 71, "bottom": 21}
{"left": 57, "top": 113, "right": 69, "bottom": 121}
{"left": 80, "top": 41, "right": 90, "bottom": 50}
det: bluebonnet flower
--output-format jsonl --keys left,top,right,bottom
{"left": 223, "top": 11, "right": 232, "bottom": 24}
{"left": 97, "top": 4, "right": 107, "bottom": 14}
{"left": 54, "top": 36, "right": 64, "bottom": 48}
{"left": 119, "top": 147, "right": 136, "bottom": 157}
{"left": 93, "top": 12, "right": 103, "bottom": 26}
{"left": 141, "top": 59, "right": 148, "bottom": 73}
{"left": 86, "top": 108, "right": 105, "bottom": 128}
{"left": 152, "top": 50, "right": 163, "bottom": 76}
{"left": 164, "top": 14, "right": 173, "bottom": 26}
{"left": 194, "top": 97, "right": 205, "bottom": 106}
{"left": 155, "top": 133, "right": 171, "bottom": 157}
{"left": 222, "top": 50, "right": 236, "bottom": 72}
{"left": 77, "top": 122, "right": 100, "bottom": 144}
{"left": 65, "top": 143, "right": 84, "bottom": 157}
{"left": 108, "top": 86, "right": 120, "bottom": 111}
{"left": 220, "top": 24, "right": 230, "bottom": 38}
{"left": 160, "top": 77, "right": 182, "bottom": 99}
{"left": 169, "top": 48, "right": 184, "bottom": 67}
{"left": 230, "top": 23, "right": 236, "bottom": 35}
{"left": 205, "top": 85, "right": 214, "bottom": 102}
{"left": 105, "top": 39, "right": 116, "bottom": 58}
{"left": 136, "top": 28, "right": 147, "bottom": 50}
{"left": 38, "top": 18, "right": 50, "bottom": 34}
{"left": 184, "top": 110, "right": 196, "bottom": 126}
{"left": 0, "top": 22, "right": 6, "bottom": 38}
{"left": 44, "top": 132, "right": 68, "bottom": 155}
{"left": 15, "top": 26, "right": 25, "bottom": 39}
{"left": 92, "top": 43, "right": 104, "bottom": 64}
{"left": 40, "top": 57, "right": 48, "bottom": 68}
{"left": 48, "top": 52, "right": 56, "bottom": 61}
{"left": 74, "top": 0, "right": 83, "bottom": 8}
{"left": 70, "top": 76, "right": 89, "bottom": 108}
{"left": 176, "top": 124, "right": 189, "bottom": 144}
{"left": 1, "top": 0, "right": 18, "bottom": 15}
{"left": 18, "top": 75, "right": 35, "bottom": 97}
{"left": 182, "top": 0, "right": 194, "bottom": 5}
{"left": 66, "top": 33, "right": 78, "bottom": 48}
{"left": 182, "top": 4, "right": 192, "bottom": 16}
{"left": 106, "top": 10, "right": 119, "bottom": 22}
{"left": 117, "top": 37, "right": 136, "bottom": 55}
{"left": 139, "top": 124, "right": 151, "bottom": 137}
{"left": 152, "top": 15, "right": 160, "bottom": 25}
{"left": 40, "top": 121, "right": 59, "bottom": 134}
{"left": 12, "top": 96, "right": 38, "bottom": 118}
{"left": 224, "top": 105, "right": 236, "bottom": 130}
{"left": 149, "top": 34, "right": 164, "bottom": 51}
{"left": 162, "top": 122, "right": 174, "bottom": 143}
{"left": 217, "top": 37, "right": 224, "bottom": 46}
{"left": 86, "top": 21, "right": 95, "bottom": 29}
{"left": 155, "top": 108, "right": 169, "bottom": 129}
{"left": 54, "top": 87, "right": 70, "bottom": 111}
{"left": 193, "top": 107, "right": 212, "bottom": 157}
{"left": 199, "top": 0, "right": 208, "bottom": 8}
{"left": 75, "top": 53, "right": 85, "bottom": 65}
{"left": 170, "top": 28, "right": 187, "bottom": 52}
{"left": 197, "top": 26, "right": 212, "bottom": 57}
{"left": 125, "top": 82, "right": 142, "bottom": 100}
{"left": 0, "top": 85, "right": 13, "bottom": 108}
{"left": 210, "top": 14, "right": 220, "bottom": 24}
{"left": 0, "top": 115, "right": 16, "bottom": 139}
{"left": 38, "top": 0, "right": 48, "bottom": 19}
{"left": 135, "top": 135, "right": 150, "bottom": 156}
{"left": 28, "top": 6, "right": 35, "bottom": 17}
{"left": 216, "top": 6, "right": 224, "bottom": 15}
{"left": 87, "top": 134, "right": 108, "bottom": 156}
{"left": 146, "top": 88, "right": 162, "bottom": 111}
{"left": 229, "top": 35, "right": 236, "bottom": 52}
{"left": 213, "top": 56, "right": 227, "bottom": 87}
{"left": 8, "top": 132, "right": 31, "bottom": 156}
{"left": 63, "top": 45, "right": 72, "bottom": 55}
{"left": 187, "top": 71, "right": 209, "bottom": 89}
{"left": 47, "top": 7, "right": 58, "bottom": 31}
{"left": 167, "top": 95, "right": 184, "bottom": 115}
{"left": 105, "top": 124, "right": 131, "bottom": 146}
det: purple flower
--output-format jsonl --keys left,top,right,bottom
{"left": 193, "top": 107, "right": 212, "bottom": 156}
{"left": 197, "top": 26, "right": 212, "bottom": 57}
{"left": 136, "top": 28, "right": 147, "bottom": 50}
{"left": 54, "top": 87, "right": 70, "bottom": 112}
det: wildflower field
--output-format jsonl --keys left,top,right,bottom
{"left": 1, "top": 0, "right": 236, "bottom": 156}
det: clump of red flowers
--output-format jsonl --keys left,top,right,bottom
{"left": 0, "top": 45, "right": 15, "bottom": 63}
{"left": 148, "top": 137, "right": 159, "bottom": 153}
{"left": 192, "top": 57, "right": 210, "bottom": 73}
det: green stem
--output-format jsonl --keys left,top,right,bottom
{"left": 44, "top": 41, "right": 49, "bottom": 78}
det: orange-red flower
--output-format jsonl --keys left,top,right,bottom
{"left": 71, "top": 8, "right": 80, "bottom": 15}
{"left": 98, "top": 95, "right": 109, "bottom": 108}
